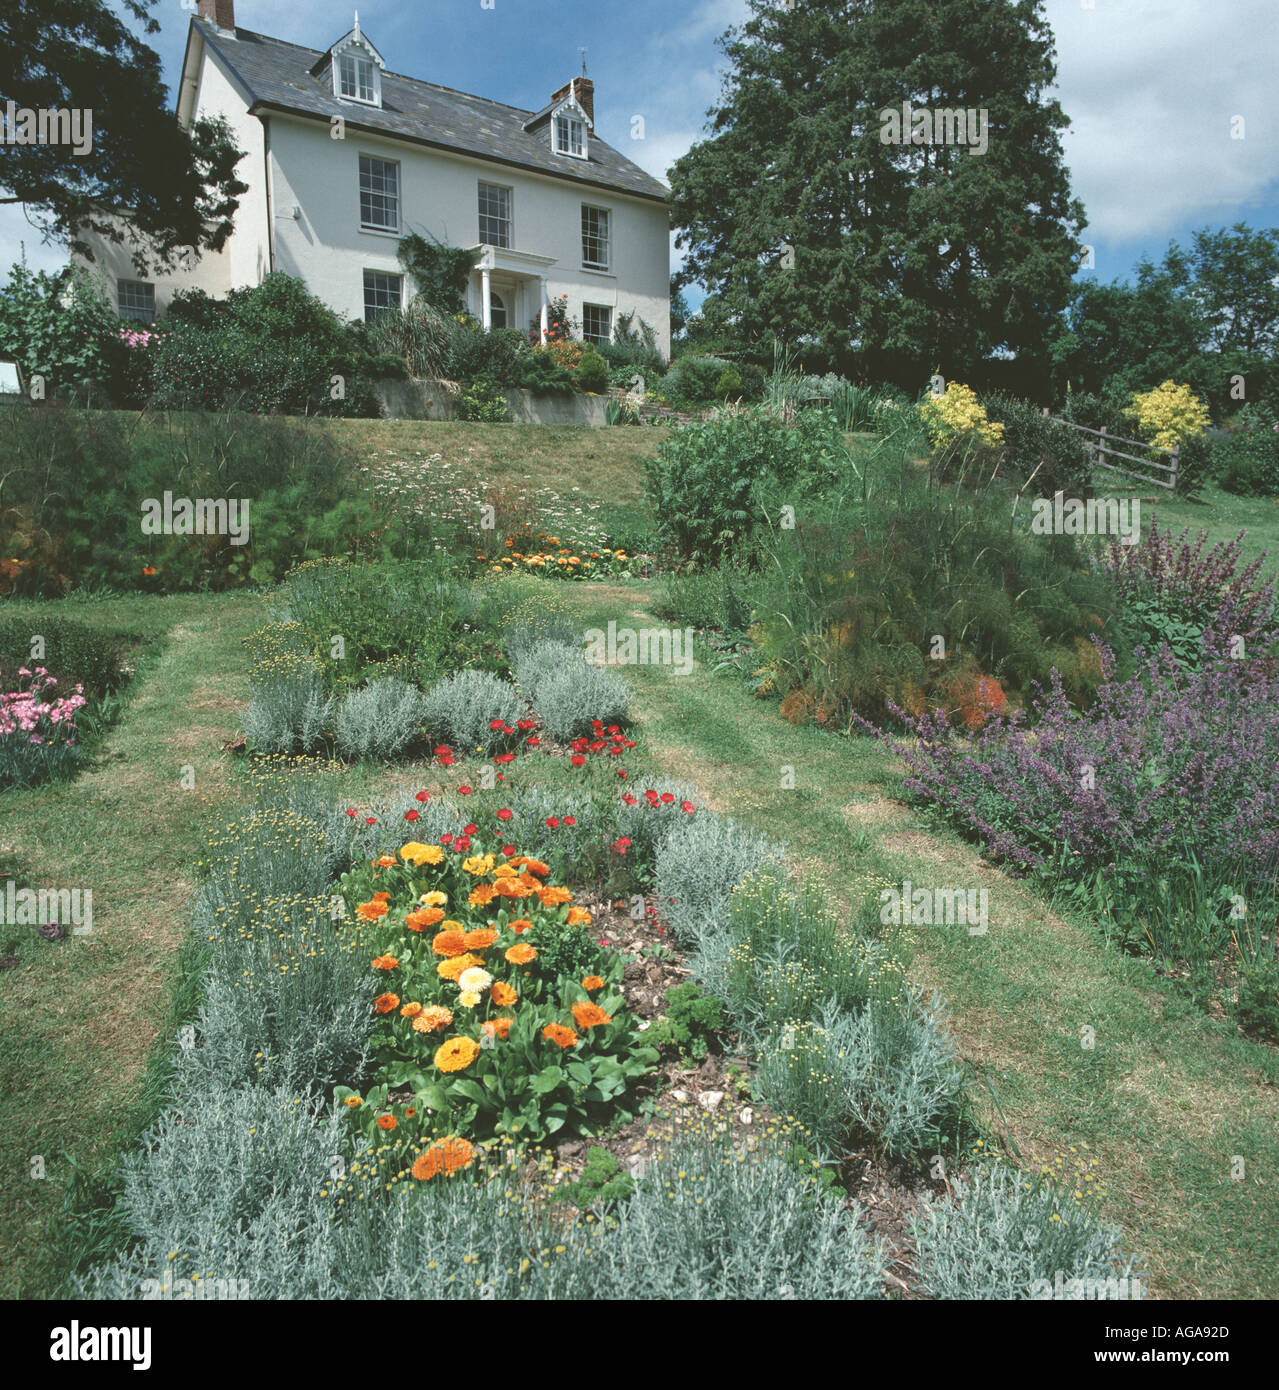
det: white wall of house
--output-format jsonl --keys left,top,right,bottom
{"left": 267, "top": 115, "right": 669, "bottom": 355}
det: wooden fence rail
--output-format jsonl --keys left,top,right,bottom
{"left": 1042, "top": 409, "right": 1180, "bottom": 491}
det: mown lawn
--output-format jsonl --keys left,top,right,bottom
{"left": 0, "top": 593, "right": 264, "bottom": 1295}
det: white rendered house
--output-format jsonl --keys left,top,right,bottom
{"left": 78, "top": 0, "right": 671, "bottom": 357}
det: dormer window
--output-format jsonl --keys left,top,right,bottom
{"left": 322, "top": 14, "right": 386, "bottom": 109}
{"left": 339, "top": 52, "right": 377, "bottom": 103}
{"left": 554, "top": 111, "right": 587, "bottom": 159}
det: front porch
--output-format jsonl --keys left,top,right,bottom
{"left": 466, "top": 244, "right": 558, "bottom": 340}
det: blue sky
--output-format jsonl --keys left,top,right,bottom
{"left": 5, "top": 0, "right": 1278, "bottom": 306}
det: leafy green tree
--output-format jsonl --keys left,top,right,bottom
{"left": 0, "top": 0, "right": 247, "bottom": 270}
{"left": 1182, "top": 224, "right": 1279, "bottom": 358}
{"left": 0, "top": 258, "right": 124, "bottom": 388}
{"left": 670, "top": 273, "right": 692, "bottom": 337}
{"left": 668, "top": 0, "right": 1085, "bottom": 391}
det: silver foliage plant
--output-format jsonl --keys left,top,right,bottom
{"left": 421, "top": 669, "right": 524, "bottom": 749}
{"left": 910, "top": 1163, "right": 1147, "bottom": 1301}
{"left": 334, "top": 676, "right": 427, "bottom": 762}
{"left": 243, "top": 665, "right": 333, "bottom": 755}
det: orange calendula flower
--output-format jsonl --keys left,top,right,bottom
{"left": 463, "top": 927, "right": 498, "bottom": 950}
{"left": 357, "top": 900, "right": 389, "bottom": 922}
{"left": 400, "top": 1001, "right": 424, "bottom": 1018}
{"left": 566, "top": 906, "right": 592, "bottom": 927}
{"left": 490, "top": 981, "right": 518, "bottom": 1007}
{"left": 412, "top": 1005, "right": 454, "bottom": 1033}
{"left": 493, "top": 878, "right": 533, "bottom": 899}
{"left": 374, "top": 854, "right": 396, "bottom": 869}
{"left": 372, "top": 890, "right": 391, "bottom": 901}
{"left": 542, "top": 1023, "right": 578, "bottom": 1050}
{"left": 538, "top": 886, "right": 573, "bottom": 907}
{"left": 405, "top": 906, "right": 446, "bottom": 932}
{"left": 572, "top": 1001, "right": 612, "bottom": 1030}
{"left": 411, "top": 1136, "right": 476, "bottom": 1181}
{"left": 437, "top": 952, "right": 482, "bottom": 980}
{"left": 509, "top": 918, "right": 533, "bottom": 935}
{"left": 374, "top": 992, "right": 400, "bottom": 1015}
{"left": 581, "top": 975, "right": 605, "bottom": 992}
{"left": 510, "top": 856, "right": 550, "bottom": 878}
{"left": 434, "top": 1036, "right": 481, "bottom": 1073}
{"left": 401, "top": 842, "right": 445, "bottom": 867}
{"left": 344, "top": 1095, "right": 363, "bottom": 1108}
{"left": 482, "top": 1017, "right": 511, "bottom": 1041}
{"left": 468, "top": 884, "right": 498, "bottom": 908}
{"left": 371, "top": 954, "right": 399, "bottom": 971}
{"left": 505, "top": 943, "right": 538, "bottom": 965}
{"left": 377, "top": 1114, "right": 397, "bottom": 1131}
{"left": 431, "top": 929, "right": 469, "bottom": 957}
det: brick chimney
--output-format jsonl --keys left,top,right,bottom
{"left": 197, "top": 0, "right": 236, "bottom": 32}
{"left": 550, "top": 76, "right": 594, "bottom": 126}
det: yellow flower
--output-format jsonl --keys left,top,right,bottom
{"left": 462, "top": 854, "right": 496, "bottom": 876}
{"left": 458, "top": 990, "right": 482, "bottom": 1008}
{"left": 419, "top": 890, "right": 448, "bottom": 906}
{"left": 457, "top": 966, "right": 493, "bottom": 993}
{"left": 401, "top": 841, "right": 445, "bottom": 867}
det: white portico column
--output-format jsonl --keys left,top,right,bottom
{"left": 539, "top": 277, "right": 549, "bottom": 344}
{"left": 481, "top": 265, "right": 492, "bottom": 330}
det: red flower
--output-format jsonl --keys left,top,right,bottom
{"left": 622, "top": 793, "right": 637, "bottom": 806}
{"left": 660, "top": 792, "right": 675, "bottom": 804}
{"left": 439, "top": 755, "right": 455, "bottom": 767}
{"left": 502, "top": 844, "right": 515, "bottom": 855}
{"left": 680, "top": 800, "right": 695, "bottom": 814}
{"left": 415, "top": 790, "right": 431, "bottom": 803}
{"left": 345, "top": 809, "right": 358, "bottom": 818}
{"left": 458, "top": 785, "right": 473, "bottom": 795}
{"left": 464, "top": 823, "right": 478, "bottom": 835}
{"left": 570, "top": 755, "right": 586, "bottom": 767}
{"left": 455, "top": 835, "right": 471, "bottom": 852}
{"left": 546, "top": 817, "right": 560, "bottom": 830}
{"left": 365, "top": 817, "right": 377, "bottom": 825}
{"left": 517, "top": 719, "right": 536, "bottom": 731}
{"left": 434, "top": 745, "right": 452, "bottom": 757}
{"left": 527, "top": 737, "right": 541, "bottom": 748}
{"left": 613, "top": 837, "right": 632, "bottom": 854}
{"left": 591, "top": 720, "right": 603, "bottom": 730}
{"left": 497, "top": 808, "right": 513, "bottom": 821}
{"left": 607, "top": 725, "right": 620, "bottom": 735}
{"left": 404, "top": 809, "right": 420, "bottom": 822}
{"left": 495, "top": 752, "right": 515, "bottom": 764}
{"left": 440, "top": 833, "right": 454, "bottom": 845}
{"left": 563, "top": 815, "right": 577, "bottom": 827}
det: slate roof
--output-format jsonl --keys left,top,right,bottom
{"left": 195, "top": 20, "right": 669, "bottom": 205}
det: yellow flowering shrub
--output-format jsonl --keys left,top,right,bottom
{"left": 916, "top": 382, "right": 1005, "bottom": 451}
{"left": 1126, "top": 380, "right": 1210, "bottom": 452}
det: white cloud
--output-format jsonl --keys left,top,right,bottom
{"left": 1046, "top": 0, "right": 1279, "bottom": 249}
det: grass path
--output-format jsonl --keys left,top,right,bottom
{"left": 558, "top": 582, "right": 1279, "bottom": 1299}
{"left": 0, "top": 594, "right": 263, "bottom": 1295}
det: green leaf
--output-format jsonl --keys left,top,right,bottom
{"left": 530, "top": 1064, "right": 564, "bottom": 1095}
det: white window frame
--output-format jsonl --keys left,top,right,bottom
{"left": 582, "top": 303, "right": 612, "bottom": 345}
{"left": 359, "top": 154, "right": 400, "bottom": 233}
{"left": 363, "top": 270, "right": 403, "bottom": 324}
{"left": 338, "top": 51, "right": 378, "bottom": 105}
{"left": 118, "top": 280, "right": 155, "bottom": 324}
{"left": 553, "top": 110, "right": 587, "bottom": 160}
{"left": 478, "top": 181, "right": 513, "bottom": 249}
{"left": 581, "top": 205, "right": 611, "bottom": 271}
